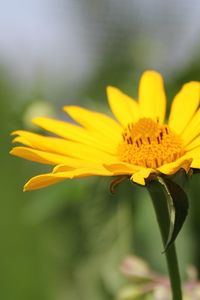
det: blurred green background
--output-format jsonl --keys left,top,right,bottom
{"left": 1, "top": 1, "right": 200, "bottom": 299}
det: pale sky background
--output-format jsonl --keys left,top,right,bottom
{"left": 0, "top": 0, "right": 199, "bottom": 91}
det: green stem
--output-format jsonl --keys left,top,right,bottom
{"left": 147, "top": 179, "right": 182, "bottom": 300}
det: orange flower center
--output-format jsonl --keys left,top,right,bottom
{"left": 118, "top": 118, "right": 185, "bottom": 169}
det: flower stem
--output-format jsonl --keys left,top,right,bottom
{"left": 147, "top": 179, "right": 182, "bottom": 300}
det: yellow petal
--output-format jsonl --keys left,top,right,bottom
{"left": 32, "top": 117, "right": 117, "bottom": 154}
{"left": 12, "top": 131, "right": 117, "bottom": 163}
{"left": 12, "top": 136, "right": 32, "bottom": 147}
{"left": 24, "top": 167, "right": 113, "bottom": 191}
{"left": 184, "top": 146, "right": 200, "bottom": 160}
{"left": 175, "top": 147, "right": 200, "bottom": 170}
{"left": 63, "top": 105, "right": 122, "bottom": 142}
{"left": 104, "top": 162, "right": 141, "bottom": 175}
{"left": 53, "top": 162, "right": 94, "bottom": 173}
{"left": 185, "top": 136, "right": 200, "bottom": 151}
{"left": 138, "top": 71, "right": 166, "bottom": 124}
{"left": 24, "top": 174, "right": 66, "bottom": 191}
{"left": 106, "top": 86, "right": 140, "bottom": 127}
{"left": 131, "top": 168, "right": 153, "bottom": 185}
{"left": 191, "top": 158, "right": 200, "bottom": 169}
{"left": 168, "top": 82, "right": 200, "bottom": 135}
{"left": 181, "top": 109, "right": 200, "bottom": 146}
{"left": 10, "top": 146, "right": 79, "bottom": 165}
{"left": 157, "top": 157, "right": 193, "bottom": 175}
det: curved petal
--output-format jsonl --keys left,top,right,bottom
{"left": 157, "top": 157, "right": 193, "bottom": 175}
{"left": 131, "top": 168, "right": 153, "bottom": 185}
{"left": 181, "top": 109, "right": 200, "bottom": 146}
{"left": 53, "top": 162, "right": 94, "bottom": 173}
{"left": 106, "top": 86, "right": 140, "bottom": 127}
{"left": 12, "top": 136, "right": 32, "bottom": 147}
{"left": 138, "top": 71, "right": 166, "bottom": 124}
{"left": 63, "top": 105, "right": 122, "bottom": 142}
{"left": 24, "top": 167, "right": 113, "bottom": 191}
{"left": 24, "top": 174, "right": 66, "bottom": 191}
{"left": 12, "top": 131, "right": 117, "bottom": 163}
{"left": 32, "top": 117, "right": 117, "bottom": 154}
{"left": 10, "top": 146, "right": 80, "bottom": 166}
{"left": 168, "top": 82, "right": 200, "bottom": 135}
{"left": 104, "top": 161, "right": 142, "bottom": 175}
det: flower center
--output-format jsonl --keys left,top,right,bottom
{"left": 118, "top": 118, "right": 185, "bottom": 169}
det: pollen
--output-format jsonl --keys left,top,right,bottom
{"left": 118, "top": 118, "right": 185, "bottom": 169}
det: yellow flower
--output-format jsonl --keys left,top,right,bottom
{"left": 10, "top": 71, "right": 200, "bottom": 191}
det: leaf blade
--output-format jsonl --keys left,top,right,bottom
{"left": 157, "top": 176, "right": 189, "bottom": 251}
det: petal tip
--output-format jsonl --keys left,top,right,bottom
{"left": 62, "top": 105, "right": 73, "bottom": 112}
{"left": 107, "top": 85, "right": 115, "bottom": 89}
{"left": 31, "top": 117, "right": 44, "bottom": 125}
{"left": 106, "top": 85, "right": 116, "bottom": 95}
{"left": 142, "top": 70, "right": 162, "bottom": 77}
{"left": 9, "top": 148, "right": 16, "bottom": 155}
{"left": 62, "top": 105, "right": 67, "bottom": 112}
{"left": 23, "top": 182, "right": 30, "bottom": 192}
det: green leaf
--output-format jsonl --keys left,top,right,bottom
{"left": 157, "top": 176, "right": 189, "bottom": 252}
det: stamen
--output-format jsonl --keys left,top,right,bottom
{"left": 118, "top": 118, "right": 184, "bottom": 169}
{"left": 155, "top": 158, "right": 158, "bottom": 168}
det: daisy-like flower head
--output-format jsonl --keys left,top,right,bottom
{"left": 10, "top": 71, "right": 200, "bottom": 191}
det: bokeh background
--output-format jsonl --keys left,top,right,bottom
{"left": 1, "top": 1, "right": 200, "bottom": 299}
